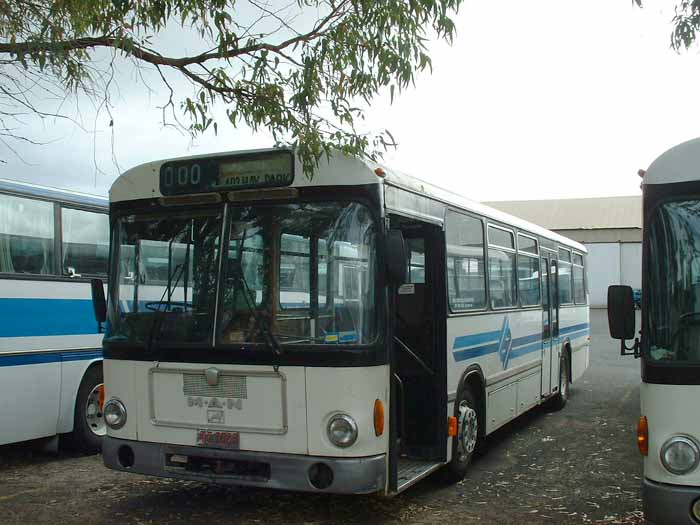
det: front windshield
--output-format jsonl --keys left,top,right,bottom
{"left": 105, "top": 209, "right": 222, "bottom": 347}
{"left": 646, "top": 199, "right": 700, "bottom": 362}
{"left": 105, "top": 201, "right": 378, "bottom": 350}
{"left": 217, "top": 202, "right": 377, "bottom": 346}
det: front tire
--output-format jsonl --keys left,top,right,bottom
{"left": 69, "top": 365, "right": 105, "bottom": 454}
{"left": 444, "top": 387, "right": 479, "bottom": 483}
{"left": 549, "top": 352, "right": 570, "bottom": 411}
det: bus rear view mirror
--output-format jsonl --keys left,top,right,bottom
{"left": 607, "top": 285, "right": 635, "bottom": 340}
{"left": 91, "top": 278, "right": 107, "bottom": 333}
{"left": 385, "top": 230, "right": 407, "bottom": 285}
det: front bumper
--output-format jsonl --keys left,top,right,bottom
{"left": 103, "top": 436, "right": 386, "bottom": 495}
{"left": 643, "top": 478, "right": 700, "bottom": 524}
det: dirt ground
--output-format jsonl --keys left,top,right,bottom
{"left": 0, "top": 310, "right": 644, "bottom": 524}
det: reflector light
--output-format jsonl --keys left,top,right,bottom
{"left": 374, "top": 167, "right": 386, "bottom": 178}
{"left": 448, "top": 416, "right": 458, "bottom": 437}
{"left": 637, "top": 416, "right": 649, "bottom": 456}
{"left": 97, "top": 384, "right": 105, "bottom": 411}
{"left": 374, "top": 399, "right": 385, "bottom": 437}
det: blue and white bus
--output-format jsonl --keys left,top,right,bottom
{"left": 0, "top": 178, "right": 108, "bottom": 453}
{"left": 95, "top": 149, "right": 589, "bottom": 494}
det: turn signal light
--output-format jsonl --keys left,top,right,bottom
{"left": 448, "top": 416, "right": 458, "bottom": 437}
{"left": 637, "top": 416, "right": 649, "bottom": 456}
{"left": 374, "top": 399, "right": 385, "bottom": 437}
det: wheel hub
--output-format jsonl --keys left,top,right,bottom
{"left": 85, "top": 383, "right": 107, "bottom": 436}
{"left": 457, "top": 400, "right": 478, "bottom": 457}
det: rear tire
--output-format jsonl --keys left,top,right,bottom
{"left": 549, "top": 352, "right": 570, "bottom": 411}
{"left": 444, "top": 387, "right": 479, "bottom": 483}
{"left": 69, "top": 365, "right": 105, "bottom": 454}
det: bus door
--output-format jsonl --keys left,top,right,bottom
{"left": 540, "top": 255, "right": 560, "bottom": 397}
{"left": 389, "top": 217, "right": 447, "bottom": 492}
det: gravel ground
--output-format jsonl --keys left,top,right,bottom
{"left": 0, "top": 309, "right": 643, "bottom": 524}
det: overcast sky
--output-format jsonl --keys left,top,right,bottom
{"left": 1, "top": 0, "right": 698, "bottom": 201}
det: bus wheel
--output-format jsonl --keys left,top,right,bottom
{"left": 549, "top": 353, "right": 570, "bottom": 411}
{"left": 445, "top": 387, "right": 479, "bottom": 483}
{"left": 69, "top": 365, "right": 105, "bottom": 454}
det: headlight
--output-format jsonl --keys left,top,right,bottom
{"left": 327, "top": 414, "right": 358, "bottom": 448}
{"left": 103, "top": 399, "right": 127, "bottom": 430}
{"left": 661, "top": 436, "right": 700, "bottom": 475}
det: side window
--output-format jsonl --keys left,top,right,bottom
{"left": 62, "top": 207, "right": 109, "bottom": 276}
{"left": 558, "top": 247, "right": 573, "bottom": 305}
{"left": 446, "top": 212, "right": 486, "bottom": 311}
{"left": 573, "top": 252, "right": 586, "bottom": 304}
{"left": 517, "top": 234, "right": 540, "bottom": 306}
{"left": 0, "top": 194, "right": 55, "bottom": 275}
{"left": 488, "top": 225, "right": 517, "bottom": 308}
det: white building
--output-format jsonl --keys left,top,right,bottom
{"left": 485, "top": 196, "right": 642, "bottom": 307}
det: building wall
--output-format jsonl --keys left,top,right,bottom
{"left": 582, "top": 242, "right": 641, "bottom": 307}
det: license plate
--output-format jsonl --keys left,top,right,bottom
{"left": 196, "top": 429, "right": 240, "bottom": 450}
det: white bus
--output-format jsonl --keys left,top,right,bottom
{"left": 0, "top": 179, "right": 108, "bottom": 452}
{"left": 608, "top": 137, "right": 700, "bottom": 524}
{"left": 94, "top": 149, "right": 589, "bottom": 494}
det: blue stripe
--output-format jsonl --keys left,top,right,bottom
{"left": 453, "top": 342, "right": 499, "bottom": 362}
{"left": 559, "top": 323, "right": 589, "bottom": 336}
{"left": 0, "top": 298, "right": 99, "bottom": 337}
{"left": 453, "top": 330, "right": 501, "bottom": 350}
{"left": 510, "top": 341, "right": 543, "bottom": 359}
{"left": 511, "top": 332, "right": 542, "bottom": 347}
{"left": 0, "top": 349, "right": 102, "bottom": 367}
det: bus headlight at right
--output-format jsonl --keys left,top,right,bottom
{"left": 327, "top": 414, "right": 358, "bottom": 448}
{"left": 660, "top": 436, "right": 700, "bottom": 475}
{"left": 104, "top": 399, "right": 127, "bottom": 430}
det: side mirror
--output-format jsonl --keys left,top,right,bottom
{"left": 385, "top": 230, "right": 407, "bottom": 285}
{"left": 607, "top": 285, "right": 635, "bottom": 339}
{"left": 91, "top": 278, "right": 107, "bottom": 333}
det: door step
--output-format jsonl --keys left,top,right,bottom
{"left": 397, "top": 458, "right": 443, "bottom": 493}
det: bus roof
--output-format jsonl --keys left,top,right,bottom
{"left": 0, "top": 178, "right": 108, "bottom": 208}
{"left": 111, "top": 148, "right": 585, "bottom": 253}
{"left": 644, "top": 137, "right": 700, "bottom": 186}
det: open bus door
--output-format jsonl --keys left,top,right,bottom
{"left": 387, "top": 216, "right": 447, "bottom": 494}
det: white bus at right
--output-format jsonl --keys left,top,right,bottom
{"left": 609, "top": 137, "right": 700, "bottom": 525}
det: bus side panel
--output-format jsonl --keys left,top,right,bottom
{"left": 447, "top": 308, "right": 543, "bottom": 436}
{"left": 0, "top": 279, "right": 104, "bottom": 442}
{"left": 0, "top": 359, "right": 60, "bottom": 445}
{"left": 558, "top": 305, "right": 590, "bottom": 383}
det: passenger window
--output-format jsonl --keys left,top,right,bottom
{"left": 573, "top": 252, "right": 586, "bottom": 304}
{"left": 489, "top": 247, "right": 517, "bottom": 308}
{"left": 558, "top": 247, "right": 573, "bottom": 305}
{"left": 518, "top": 234, "right": 538, "bottom": 255}
{"left": 279, "top": 234, "right": 329, "bottom": 309}
{"left": 62, "top": 207, "right": 109, "bottom": 276}
{"left": 0, "top": 194, "right": 55, "bottom": 275}
{"left": 280, "top": 233, "right": 311, "bottom": 309}
{"left": 488, "top": 226, "right": 515, "bottom": 249}
{"left": 446, "top": 212, "right": 486, "bottom": 311}
{"left": 518, "top": 254, "right": 540, "bottom": 306}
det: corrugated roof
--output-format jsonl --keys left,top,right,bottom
{"left": 483, "top": 196, "right": 642, "bottom": 231}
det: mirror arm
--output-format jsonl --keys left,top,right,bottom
{"left": 620, "top": 336, "right": 640, "bottom": 358}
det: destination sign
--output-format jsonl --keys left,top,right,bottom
{"left": 159, "top": 151, "right": 294, "bottom": 196}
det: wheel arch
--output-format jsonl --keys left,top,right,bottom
{"left": 456, "top": 364, "right": 486, "bottom": 437}
{"left": 57, "top": 357, "right": 103, "bottom": 434}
